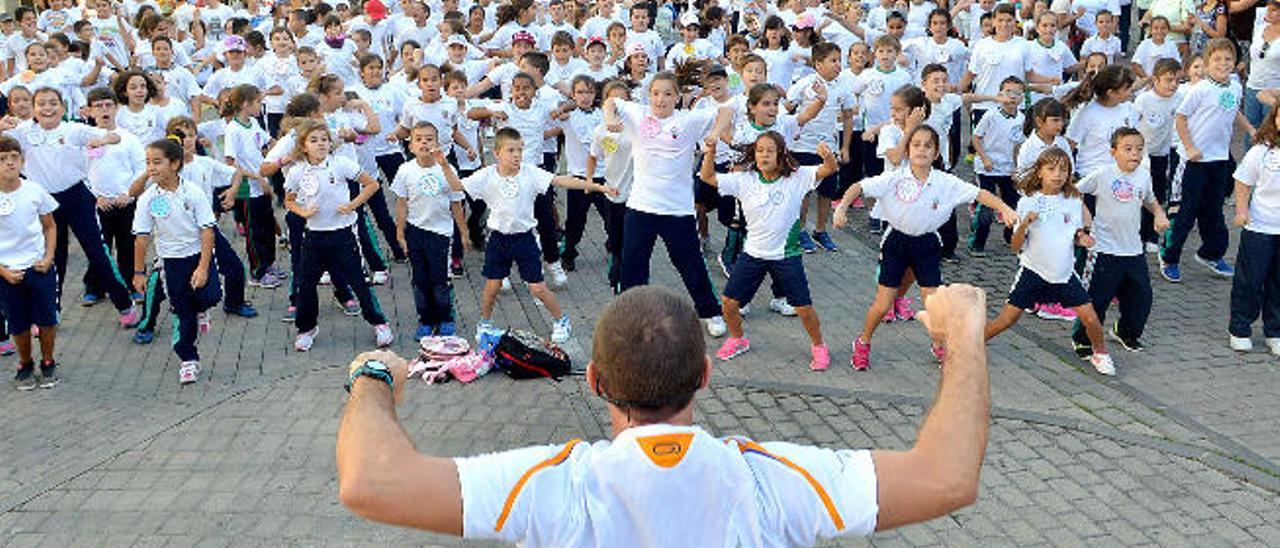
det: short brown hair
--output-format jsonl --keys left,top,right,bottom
{"left": 1203, "top": 37, "right": 1236, "bottom": 62}
{"left": 591, "top": 286, "right": 705, "bottom": 416}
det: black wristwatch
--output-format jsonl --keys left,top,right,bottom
{"left": 346, "top": 359, "right": 393, "bottom": 392}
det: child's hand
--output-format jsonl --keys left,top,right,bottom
{"left": 466, "top": 147, "right": 478, "bottom": 161}
{"left": 33, "top": 257, "right": 52, "bottom": 273}
{"left": 999, "top": 208, "right": 1020, "bottom": 227}
{"left": 132, "top": 273, "right": 147, "bottom": 294}
{"left": 703, "top": 134, "right": 718, "bottom": 151}
{"left": 220, "top": 192, "right": 236, "bottom": 211}
{"left": 980, "top": 156, "right": 993, "bottom": 171}
{"left": 491, "top": 111, "right": 509, "bottom": 121}
{"left": 833, "top": 205, "right": 849, "bottom": 228}
{"left": 96, "top": 196, "right": 113, "bottom": 210}
{"left": 1075, "top": 231, "right": 1096, "bottom": 248}
{"left": 336, "top": 202, "right": 357, "bottom": 215}
{"left": 861, "top": 130, "right": 876, "bottom": 142}
{"left": 600, "top": 185, "right": 620, "bottom": 197}
{"left": 190, "top": 267, "right": 208, "bottom": 289}
{"left": 397, "top": 234, "right": 408, "bottom": 256}
{"left": 810, "top": 78, "right": 828, "bottom": 101}
{"left": 606, "top": 120, "right": 623, "bottom": 132}
{"left": 1021, "top": 211, "right": 1038, "bottom": 226}
{"left": 0, "top": 266, "right": 23, "bottom": 285}
{"left": 430, "top": 146, "right": 448, "bottom": 164}
{"left": 907, "top": 106, "right": 926, "bottom": 128}
{"left": 1185, "top": 146, "right": 1203, "bottom": 162}
{"left": 1234, "top": 211, "right": 1249, "bottom": 228}
{"left": 300, "top": 205, "right": 319, "bottom": 218}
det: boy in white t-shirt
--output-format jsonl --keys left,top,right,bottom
{"left": 1079, "top": 11, "right": 1122, "bottom": 64}
{"left": 1134, "top": 58, "right": 1182, "bottom": 250}
{"left": 1228, "top": 107, "right": 1280, "bottom": 354}
{"left": 969, "top": 76, "right": 1026, "bottom": 255}
{"left": 0, "top": 137, "right": 60, "bottom": 391}
{"left": 463, "top": 128, "right": 614, "bottom": 344}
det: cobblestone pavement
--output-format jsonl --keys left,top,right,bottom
{"left": 1, "top": 189, "right": 1277, "bottom": 546}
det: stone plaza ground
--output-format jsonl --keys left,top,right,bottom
{"left": 0, "top": 198, "right": 1277, "bottom": 547}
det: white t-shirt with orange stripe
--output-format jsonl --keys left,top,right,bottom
{"left": 455, "top": 424, "right": 879, "bottom": 546}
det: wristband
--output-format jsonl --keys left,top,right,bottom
{"left": 346, "top": 360, "right": 393, "bottom": 393}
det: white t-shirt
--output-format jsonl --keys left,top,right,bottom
{"left": 1233, "top": 145, "right": 1280, "bottom": 235}
{"left": 1076, "top": 163, "right": 1154, "bottom": 256}
{"left": 1176, "top": 79, "right": 1243, "bottom": 163}
{"left": 133, "top": 181, "right": 217, "bottom": 259}
{"left": 590, "top": 127, "right": 633, "bottom": 204}
{"left": 849, "top": 66, "right": 913, "bottom": 129}
{"left": 201, "top": 64, "right": 271, "bottom": 99}
{"left": 1134, "top": 89, "right": 1182, "bottom": 155}
{"left": 1065, "top": 100, "right": 1138, "bottom": 176}
{"left": 283, "top": 157, "right": 363, "bottom": 231}
{"left": 1024, "top": 39, "right": 1076, "bottom": 101}
{"left": 966, "top": 36, "right": 1028, "bottom": 111}
{"left": 719, "top": 166, "right": 820, "bottom": 260}
{"left": 926, "top": 94, "right": 964, "bottom": 169}
{"left": 1132, "top": 39, "right": 1180, "bottom": 77}
{"left": 1079, "top": 35, "right": 1122, "bottom": 63}
{"left": 115, "top": 105, "right": 167, "bottom": 144}
{"left": 618, "top": 100, "right": 718, "bottom": 216}
{"left": 5, "top": 121, "right": 107, "bottom": 194}
{"left": 1016, "top": 192, "right": 1085, "bottom": 283}
{"left": 494, "top": 100, "right": 556, "bottom": 166}
{"left": 902, "top": 37, "right": 969, "bottom": 86}
{"left": 788, "top": 73, "right": 855, "bottom": 153}
{"left": 860, "top": 168, "right": 981, "bottom": 235}
{"left": 876, "top": 124, "right": 906, "bottom": 172}
{"left": 389, "top": 160, "right": 464, "bottom": 236}
{"left": 0, "top": 180, "right": 58, "bottom": 270}
{"left": 729, "top": 116, "right": 802, "bottom": 165}
{"left": 87, "top": 129, "right": 146, "bottom": 199}
{"left": 1071, "top": 0, "right": 1121, "bottom": 36}
{"left": 350, "top": 83, "right": 409, "bottom": 158}
{"left": 455, "top": 424, "right": 879, "bottom": 546}
{"left": 560, "top": 108, "right": 604, "bottom": 178}
{"left": 223, "top": 118, "right": 270, "bottom": 197}
{"left": 181, "top": 155, "right": 237, "bottom": 204}
{"left": 1015, "top": 132, "right": 1073, "bottom": 173}
{"left": 755, "top": 46, "right": 799, "bottom": 89}
{"left": 462, "top": 164, "right": 554, "bottom": 233}
{"left": 974, "top": 109, "right": 1027, "bottom": 176}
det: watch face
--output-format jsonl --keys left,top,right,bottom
{"left": 363, "top": 359, "right": 389, "bottom": 372}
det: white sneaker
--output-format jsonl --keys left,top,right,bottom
{"left": 739, "top": 304, "right": 751, "bottom": 316}
{"left": 178, "top": 361, "right": 200, "bottom": 385}
{"left": 197, "top": 311, "right": 212, "bottom": 335}
{"left": 295, "top": 328, "right": 318, "bottom": 352}
{"left": 1144, "top": 242, "right": 1159, "bottom": 254}
{"left": 1267, "top": 338, "right": 1280, "bottom": 356}
{"left": 319, "top": 272, "right": 331, "bottom": 285}
{"left": 1090, "top": 352, "right": 1115, "bottom": 376}
{"left": 374, "top": 324, "right": 394, "bottom": 347}
{"left": 547, "top": 261, "right": 568, "bottom": 288}
{"left": 370, "top": 271, "right": 389, "bottom": 285}
{"left": 551, "top": 316, "right": 571, "bottom": 343}
{"left": 1230, "top": 335, "right": 1254, "bottom": 352}
{"left": 769, "top": 297, "right": 797, "bottom": 316}
{"left": 501, "top": 277, "right": 512, "bottom": 291}
{"left": 705, "top": 316, "right": 727, "bottom": 338}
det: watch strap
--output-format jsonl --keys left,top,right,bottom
{"left": 346, "top": 364, "right": 393, "bottom": 392}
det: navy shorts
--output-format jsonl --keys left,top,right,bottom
{"left": 1006, "top": 267, "right": 1091, "bottom": 310}
{"left": 794, "top": 151, "right": 840, "bottom": 200}
{"left": 0, "top": 268, "right": 59, "bottom": 334}
{"left": 695, "top": 177, "right": 721, "bottom": 211}
{"left": 879, "top": 229, "right": 943, "bottom": 288}
{"left": 482, "top": 230, "right": 544, "bottom": 283}
{"left": 723, "top": 254, "right": 812, "bottom": 307}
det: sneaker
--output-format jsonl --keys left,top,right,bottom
{"left": 769, "top": 297, "right": 796, "bottom": 316}
{"left": 118, "top": 306, "right": 141, "bottom": 328}
{"left": 295, "top": 328, "right": 318, "bottom": 351}
{"left": 1036, "top": 303, "right": 1077, "bottom": 321}
{"left": 133, "top": 329, "right": 154, "bottom": 344}
{"left": 809, "top": 344, "right": 830, "bottom": 371}
{"left": 547, "top": 262, "right": 569, "bottom": 288}
{"left": 224, "top": 303, "right": 259, "bottom": 318}
{"left": 501, "top": 277, "right": 512, "bottom": 291}
{"left": 1230, "top": 335, "right": 1254, "bottom": 352}
{"left": 715, "top": 336, "right": 751, "bottom": 360}
{"left": 797, "top": 231, "right": 817, "bottom": 254}
{"left": 1160, "top": 262, "right": 1182, "bottom": 283}
{"left": 1267, "top": 337, "right": 1280, "bottom": 356}
{"left": 894, "top": 297, "right": 915, "bottom": 321}
{"left": 705, "top": 316, "right": 727, "bottom": 338}
{"left": 341, "top": 300, "right": 361, "bottom": 317}
{"left": 941, "top": 253, "right": 961, "bottom": 264}
{"left": 450, "top": 257, "right": 464, "bottom": 278}
{"left": 178, "top": 361, "right": 200, "bottom": 385}
{"left": 374, "top": 324, "right": 394, "bottom": 347}
{"left": 1073, "top": 341, "right": 1093, "bottom": 360}
{"left": 0, "top": 339, "right": 13, "bottom": 356}
{"left": 13, "top": 366, "right": 36, "bottom": 391}
{"left": 1109, "top": 325, "right": 1144, "bottom": 352}
{"left": 969, "top": 246, "right": 987, "bottom": 258}
{"left": 563, "top": 255, "right": 576, "bottom": 272}
{"left": 277, "top": 235, "right": 289, "bottom": 249}
{"left": 851, "top": 337, "right": 871, "bottom": 370}
{"left": 1193, "top": 255, "right": 1234, "bottom": 278}
{"left": 370, "top": 271, "right": 389, "bottom": 285}
{"left": 868, "top": 220, "right": 884, "bottom": 235}
{"left": 281, "top": 306, "right": 297, "bottom": 323}
{"left": 37, "top": 362, "right": 59, "bottom": 388}
{"left": 475, "top": 319, "right": 498, "bottom": 342}
{"left": 812, "top": 231, "right": 839, "bottom": 252}
{"left": 551, "top": 315, "right": 571, "bottom": 343}
{"left": 882, "top": 304, "right": 897, "bottom": 323}
{"left": 81, "top": 293, "right": 101, "bottom": 307}
{"left": 931, "top": 344, "right": 946, "bottom": 365}
{"left": 197, "top": 312, "right": 212, "bottom": 335}
{"left": 1090, "top": 352, "right": 1116, "bottom": 376}
{"left": 739, "top": 304, "right": 751, "bottom": 316}
{"left": 130, "top": 292, "right": 144, "bottom": 303}
{"left": 249, "top": 273, "right": 282, "bottom": 289}
{"left": 266, "top": 265, "right": 290, "bottom": 279}
{"left": 852, "top": 197, "right": 865, "bottom": 208}
{"left": 1144, "top": 242, "right": 1159, "bottom": 254}
{"left": 319, "top": 272, "right": 331, "bottom": 285}
{"left": 437, "top": 322, "right": 456, "bottom": 336}
{"left": 416, "top": 324, "right": 435, "bottom": 340}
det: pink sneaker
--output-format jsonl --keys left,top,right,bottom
{"left": 197, "top": 312, "right": 211, "bottom": 335}
{"left": 894, "top": 297, "right": 915, "bottom": 321}
{"left": 809, "top": 344, "right": 830, "bottom": 371}
{"left": 0, "top": 339, "right": 14, "bottom": 355}
{"left": 851, "top": 337, "right": 870, "bottom": 370}
{"left": 881, "top": 305, "right": 897, "bottom": 323}
{"left": 931, "top": 344, "right": 946, "bottom": 366}
{"left": 118, "top": 306, "right": 141, "bottom": 328}
{"left": 716, "top": 337, "right": 751, "bottom": 360}
{"left": 852, "top": 197, "right": 865, "bottom": 208}
{"left": 1036, "top": 303, "right": 1077, "bottom": 321}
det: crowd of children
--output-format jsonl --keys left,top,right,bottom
{"left": 0, "top": 0, "right": 1272, "bottom": 390}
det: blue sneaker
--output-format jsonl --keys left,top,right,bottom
{"left": 437, "top": 322, "right": 457, "bottom": 336}
{"left": 796, "top": 231, "right": 817, "bottom": 254}
{"left": 415, "top": 324, "right": 435, "bottom": 340}
{"left": 81, "top": 293, "right": 101, "bottom": 307}
{"left": 133, "top": 330, "right": 155, "bottom": 345}
{"left": 1160, "top": 262, "right": 1182, "bottom": 283}
{"left": 224, "top": 303, "right": 259, "bottom": 318}
{"left": 812, "top": 231, "right": 839, "bottom": 252}
{"left": 1194, "top": 255, "right": 1234, "bottom": 278}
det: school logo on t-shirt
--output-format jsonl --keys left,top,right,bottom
{"left": 601, "top": 135, "right": 619, "bottom": 154}
{"left": 415, "top": 173, "right": 443, "bottom": 197}
{"left": 1110, "top": 178, "right": 1134, "bottom": 202}
{"left": 895, "top": 175, "right": 923, "bottom": 203}
{"left": 1265, "top": 150, "right": 1280, "bottom": 173}
{"left": 1145, "top": 112, "right": 1165, "bottom": 128}
{"left": 150, "top": 194, "right": 172, "bottom": 218}
{"left": 639, "top": 116, "right": 662, "bottom": 139}
{"left": 1219, "top": 90, "right": 1238, "bottom": 110}
{"left": 498, "top": 175, "right": 520, "bottom": 198}
{"left": 0, "top": 196, "right": 15, "bottom": 216}
{"left": 866, "top": 79, "right": 885, "bottom": 96}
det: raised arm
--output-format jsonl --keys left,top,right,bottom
{"left": 699, "top": 136, "right": 721, "bottom": 187}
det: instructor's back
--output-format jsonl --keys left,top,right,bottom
{"left": 336, "top": 285, "right": 993, "bottom": 546}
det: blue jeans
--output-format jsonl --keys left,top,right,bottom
{"left": 1245, "top": 87, "right": 1268, "bottom": 148}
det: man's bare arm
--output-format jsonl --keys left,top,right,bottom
{"left": 871, "top": 284, "right": 990, "bottom": 531}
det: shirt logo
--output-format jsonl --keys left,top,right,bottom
{"left": 1219, "top": 90, "right": 1238, "bottom": 110}
{"left": 150, "top": 195, "right": 172, "bottom": 218}
{"left": 415, "top": 173, "right": 443, "bottom": 197}
{"left": 1111, "top": 178, "right": 1135, "bottom": 202}
{"left": 601, "top": 136, "right": 619, "bottom": 154}
{"left": 895, "top": 175, "right": 923, "bottom": 203}
{"left": 639, "top": 115, "right": 661, "bottom": 139}
{"left": 1265, "top": 150, "right": 1280, "bottom": 173}
{"left": 0, "top": 197, "right": 15, "bottom": 216}
{"left": 498, "top": 175, "right": 520, "bottom": 198}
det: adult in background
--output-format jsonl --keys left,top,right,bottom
{"left": 1246, "top": 0, "right": 1280, "bottom": 135}
{"left": 334, "top": 284, "right": 994, "bottom": 545}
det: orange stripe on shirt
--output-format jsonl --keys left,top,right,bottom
{"left": 734, "top": 439, "right": 846, "bottom": 531}
{"left": 495, "top": 439, "right": 582, "bottom": 532}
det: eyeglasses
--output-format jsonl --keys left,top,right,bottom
{"left": 1263, "top": 42, "right": 1271, "bottom": 60}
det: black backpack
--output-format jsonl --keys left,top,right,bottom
{"left": 493, "top": 330, "right": 572, "bottom": 380}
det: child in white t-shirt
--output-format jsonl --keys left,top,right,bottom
{"left": 585, "top": 80, "right": 634, "bottom": 293}
{"left": 1229, "top": 106, "right": 1280, "bottom": 354}
{"left": 1131, "top": 16, "right": 1180, "bottom": 80}
{"left": 701, "top": 135, "right": 838, "bottom": 371}
{"left": 984, "top": 147, "right": 1114, "bottom": 375}
{"left": 1079, "top": 11, "right": 1122, "bottom": 64}
{"left": 970, "top": 76, "right": 1027, "bottom": 255}
{"left": 1134, "top": 58, "right": 1182, "bottom": 250}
